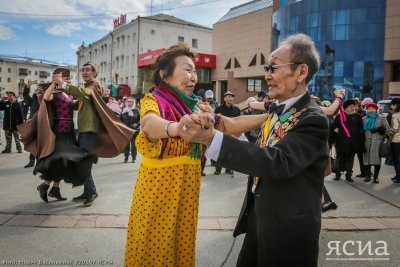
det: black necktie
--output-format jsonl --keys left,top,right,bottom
{"left": 268, "top": 103, "right": 285, "bottom": 116}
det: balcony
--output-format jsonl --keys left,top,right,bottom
{"left": 19, "top": 68, "right": 28, "bottom": 76}
{"left": 39, "top": 71, "right": 49, "bottom": 78}
{"left": 389, "top": 81, "right": 400, "bottom": 95}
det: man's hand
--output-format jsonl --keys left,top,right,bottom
{"left": 178, "top": 115, "right": 216, "bottom": 146}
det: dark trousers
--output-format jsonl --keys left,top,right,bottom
{"left": 78, "top": 132, "right": 97, "bottom": 196}
{"left": 323, "top": 186, "right": 332, "bottom": 202}
{"left": 356, "top": 152, "right": 366, "bottom": 175}
{"left": 236, "top": 194, "right": 317, "bottom": 267}
{"left": 335, "top": 153, "right": 355, "bottom": 178}
{"left": 365, "top": 164, "right": 381, "bottom": 179}
{"left": 215, "top": 163, "right": 232, "bottom": 173}
{"left": 391, "top": 143, "right": 400, "bottom": 180}
{"left": 29, "top": 153, "right": 35, "bottom": 164}
{"left": 124, "top": 134, "right": 138, "bottom": 160}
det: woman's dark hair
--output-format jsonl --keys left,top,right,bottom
{"left": 152, "top": 43, "right": 196, "bottom": 86}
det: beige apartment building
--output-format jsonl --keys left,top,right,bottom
{"left": 384, "top": 0, "right": 400, "bottom": 97}
{"left": 212, "top": 0, "right": 273, "bottom": 104}
{"left": 76, "top": 14, "right": 214, "bottom": 96}
{"left": 0, "top": 56, "right": 77, "bottom": 97}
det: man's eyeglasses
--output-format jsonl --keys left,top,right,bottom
{"left": 264, "top": 62, "right": 302, "bottom": 73}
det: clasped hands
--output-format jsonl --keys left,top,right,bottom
{"left": 177, "top": 105, "right": 216, "bottom": 146}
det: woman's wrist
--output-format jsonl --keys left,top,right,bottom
{"left": 165, "top": 121, "right": 178, "bottom": 138}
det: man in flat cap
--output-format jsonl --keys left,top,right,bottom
{"left": 213, "top": 90, "right": 240, "bottom": 175}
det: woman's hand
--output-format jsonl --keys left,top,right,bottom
{"left": 198, "top": 103, "right": 214, "bottom": 115}
{"left": 189, "top": 112, "right": 214, "bottom": 130}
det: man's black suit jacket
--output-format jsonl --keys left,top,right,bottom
{"left": 216, "top": 93, "right": 329, "bottom": 266}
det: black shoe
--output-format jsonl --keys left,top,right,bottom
{"left": 214, "top": 170, "right": 221, "bottom": 175}
{"left": 83, "top": 193, "right": 98, "bottom": 207}
{"left": 364, "top": 176, "right": 371, "bottom": 182}
{"left": 393, "top": 179, "right": 400, "bottom": 184}
{"left": 356, "top": 173, "right": 366, "bottom": 178}
{"left": 72, "top": 193, "right": 87, "bottom": 201}
{"left": 391, "top": 176, "right": 399, "bottom": 181}
{"left": 132, "top": 159, "right": 135, "bottom": 163}
{"left": 372, "top": 179, "right": 379, "bottom": 184}
{"left": 346, "top": 177, "right": 354, "bottom": 182}
{"left": 321, "top": 201, "right": 338, "bottom": 213}
{"left": 17, "top": 150, "right": 22, "bottom": 153}
{"left": 333, "top": 175, "right": 340, "bottom": 181}
{"left": 225, "top": 170, "right": 234, "bottom": 175}
{"left": 124, "top": 158, "right": 128, "bottom": 163}
{"left": 48, "top": 187, "right": 67, "bottom": 201}
{"left": 37, "top": 183, "right": 49, "bottom": 203}
{"left": 24, "top": 162, "right": 35, "bottom": 168}
{"left": 1, "top": 149, "right": 11, "bottom": 153}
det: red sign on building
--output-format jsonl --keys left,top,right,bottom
{"left": 137, "top": 49, "right": 166, "bottom": 67}
{"left": 195, "top": 53, "right": 216, "bottom": 68}
{"left": 114, "top": 14, "right": 127, "bottom": 30}
{"left": 138, "top": 49, "right": 216, "bottom": 68}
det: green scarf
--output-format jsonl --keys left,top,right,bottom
{"left": 168, "top": 84, "right": 199, "bottom": 112}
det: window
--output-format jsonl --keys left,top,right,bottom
{"left": 234, "top": 57, "right": 241, "bottom": 68}
{"left": 334, "top": 61, "right": 344, "bottom": 77}
{"left": 35, "top": 71, "right": 38, "bottom": 76}
{"left": 247, "top": 79, "right": 262, "bottom": 92}
{"left": 192, "top": 39, "right": 198, "bottom": 48}
{"left": 8, "top": 68, "right": 11, "bottom": 73}
{"left": 0, "top": 67, "right": 2, "bottom": 72}
{"left": 249, "top": 54, "right": 257, "bottom": 67}
{"left": 7, "top": 78, "right": 11, "bottom": 82}
{"left": 0, "top": 77, "right": 1, "bottom": 82}
{"left": 260, "top": 53, "right": 266, "bottom": 65}
{"left": 178, "top": 36, "right": 184, "bottom": 43}
{"left": 224, "top": 58, "right": 231, "bottom": 70}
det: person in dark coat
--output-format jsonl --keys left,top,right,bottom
{"left": 120, "top": 97, "right": 140, "bottom": 163}
{"left": 0, "top": 91, "right": 24, "bottom": 153}
{"left": 214, "top": 91, "right": 240, "bottom": 175}
{"left": 181, "top": 33, "right": 329, "bottom": 267}
{"left": 333, "top": 99, "right": 365, "bottom": 182}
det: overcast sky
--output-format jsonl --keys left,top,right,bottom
{"left": 0, "top": 0, "right": 251, "bottom": 65}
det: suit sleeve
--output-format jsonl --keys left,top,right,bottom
{"left": 217, "top": 114, "right": 329, "bottom": 179}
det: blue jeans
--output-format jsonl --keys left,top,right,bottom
{"left": 78, "top": 132, "right": 97, "bottom": 196}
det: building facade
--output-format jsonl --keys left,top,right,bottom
{"left": 272, "top": 0, "right": 387, "bottom": 100}
{"left": 212, "top": 0, "right": 273, "bottom": 104}
{"left": 76, "top": 14, "right": 214, "bottom": 96}
{"left": 384, "top": 0, "right": 400, "bottom": 97}
{"left": 0, "top": 56, "right": 77, "bottom": 97}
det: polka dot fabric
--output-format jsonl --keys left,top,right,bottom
{"left": 124, "top": 94, "right": 201, "bottom": 267}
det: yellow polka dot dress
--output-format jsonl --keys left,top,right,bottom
{"left": 124, "top": 94, "right": 201, "bottom": 267}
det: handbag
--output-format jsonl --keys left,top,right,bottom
{"left": 379, "top": 138, "right": 390, "bottom": 157}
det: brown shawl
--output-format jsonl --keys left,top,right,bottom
{"left": 18, "top": 88, "right": 135, "bottom": 159}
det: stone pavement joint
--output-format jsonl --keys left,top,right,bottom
{"left": 1, "top": 213, "right": 400, "bottom": 231}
